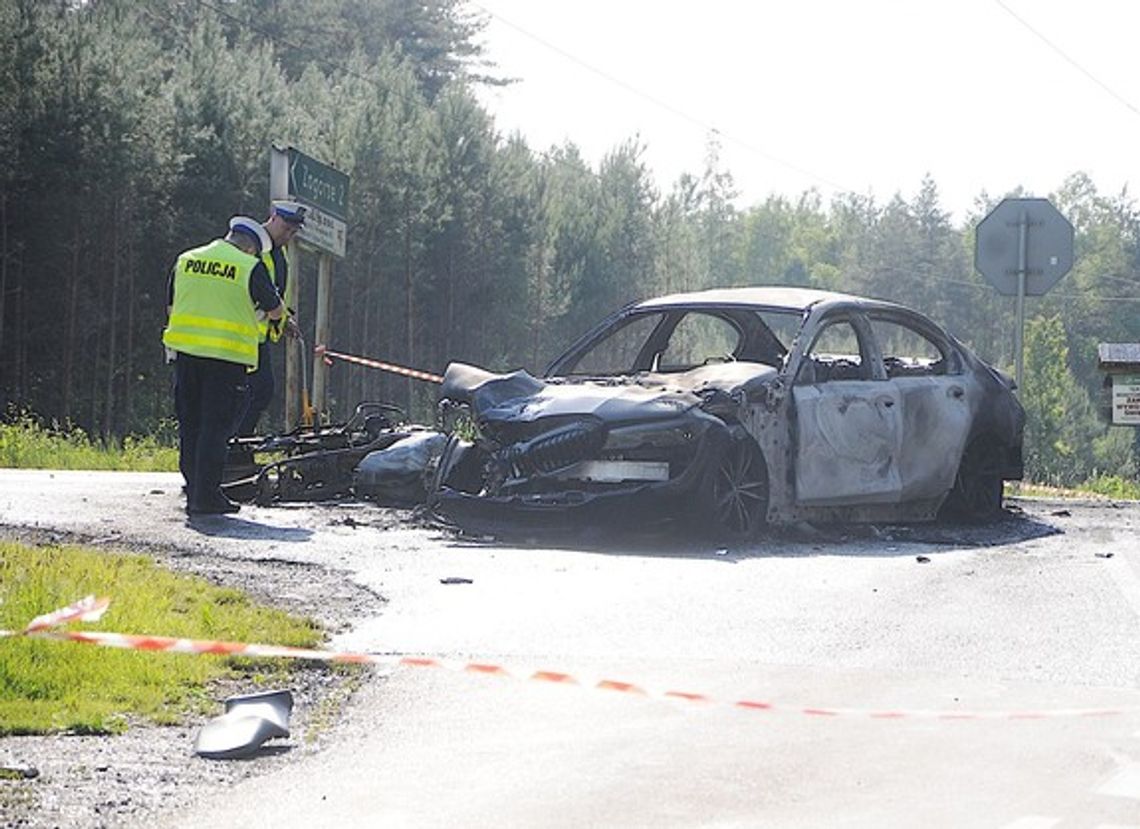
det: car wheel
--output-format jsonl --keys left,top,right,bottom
{"left": 707, "top": 435, "right": 769, "bottom": 538}
{"left": 941, "top": 440, "right": 1003, "bottom": 522}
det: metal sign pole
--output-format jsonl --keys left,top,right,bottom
{"left": 1015, "top": 209, "right": 1028, "bottom": 396}
{"left": 312, "top": 253, "right": 333, "bottom": 416}
{"left": 285, "top": 241, "right": 302, "bottom": 427}
{"left": 269, "top": 146, "right": 300, "bottom": 429}
{"left": 974, "top": 198, "right": 1074, "bottom": 395}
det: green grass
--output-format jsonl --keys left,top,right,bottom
{"left": 1069, "top": 474, "right": 1140, "bottom": 500}
{"left": 1007, "top": 476, "right": 1140, "bottom": 501}
{"left": 0, "top": 541, "right": 323, "bottom": 735}
{"left": 0, "top": 412, "right": 178, "bottom": 471}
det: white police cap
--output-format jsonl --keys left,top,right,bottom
{"left": 228, "top": 216, "right": 271, "bottom": 255}
{"left": 271, "top": 200, "right": 308, "bottom": 226}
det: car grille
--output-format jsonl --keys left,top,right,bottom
{"left": 505, "top": 419, "right": 607, "bottom": 477}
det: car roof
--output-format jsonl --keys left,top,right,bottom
{"left": 634, "top": 286, "right": 897, "bottom": 313}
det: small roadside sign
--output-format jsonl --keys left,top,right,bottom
{"left": 1111, "top": 374, "right": 1140, "bottom": 425}
{"left": 287, "top": 148, "right": 348, "bottom": 219}
{"left": 296, "top": 203, "right": 347, "bottom": 258}
{"left": 285, "top": 147, "right": 349, "bottom": 258}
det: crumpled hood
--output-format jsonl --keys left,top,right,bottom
{"left": 439, "top": 361, "right": 778, "bottom": 424}
{"left": 482, "top": 381, "right": 701, "bottom": 423}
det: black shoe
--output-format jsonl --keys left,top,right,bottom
{"left": 187, "top": 496, "right": 241, "bottom": 516}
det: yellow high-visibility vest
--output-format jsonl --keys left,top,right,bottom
{"left": 257, "top": 246, "right": 290, "bottom": 343}
{"left": 163, "top": 239, "right": 260, "bottom": 367}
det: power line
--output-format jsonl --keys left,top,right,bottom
{"left": 1049, "top": 290, "right": 1140, "bottom": 304}
{"left": 163, "top": 1, "right": 1140, "bottom": 308}
{"left": 189, "top": 0, "right": 840, "bottom": 200}
{"left": 862, "top": 262, "right": 1140, "bottom": 304}
{"left": 1086, "top": 271, "right": 1140, "bottom": 289}
{"left": 995, "top": 0, "right": 1140, "bottom": 120}
{"left": 469, "top": 1, "right": 857, "bottom": 197}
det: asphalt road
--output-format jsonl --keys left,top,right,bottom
{"left": 3, "top": 470, "right": 1140, "bottom": 828}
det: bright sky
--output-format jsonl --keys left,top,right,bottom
{"left": 471, "top": 0, "right": 1140, "bottom": 223}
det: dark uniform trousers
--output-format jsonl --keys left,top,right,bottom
{"left": 235, "top": 340, "right": 274, "bottom": 437}
{"left": 175, "top": 353, "right": 248, "bottom": 509}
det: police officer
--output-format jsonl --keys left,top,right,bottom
{"left": 164, "top": 217, "right": 285, "bottom": 516}
{"left": 233, "top": 200, "right": 307, "bottom": 438}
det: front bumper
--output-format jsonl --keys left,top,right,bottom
{"left": 434, "top": 419, "right": 730, "bottom": 533}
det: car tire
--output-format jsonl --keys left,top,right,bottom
{"left": 705, "top": 433, "right": 769, "bottom": 539}
{"left": 940, "top": 439, "right": 1004, "bottom": 522}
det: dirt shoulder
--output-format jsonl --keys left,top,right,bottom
{"left": 0, "top": 520, "right": 387, "bottom": 829}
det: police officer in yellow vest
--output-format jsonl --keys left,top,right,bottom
{"left": 164, "top": 216, "right": 285, "bottom": 516}
{"left": 233, "top": 200, "right": 306, "bottom": 438}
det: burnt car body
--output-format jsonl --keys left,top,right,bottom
{"left": 433, "top": 287, "right": 1025, "bottom": 536}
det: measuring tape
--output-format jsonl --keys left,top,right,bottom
{"left": 4, "top": 597, "right": 1136, "bottom": 722}
{"left": 314, "top": 345, "right": 443, "bottom": 384}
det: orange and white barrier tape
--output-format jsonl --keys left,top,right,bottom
{"left": 314, "top": 345, "right": 443, "bottom": 384}
{"left": 0, "top": 594, "right": 110, "bottom": 637}
{"left": 5, "top": 597, "right": 1139, "bottom": 722}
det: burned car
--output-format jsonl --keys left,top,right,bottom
{"left": 433, "top": 287, "right": 1025, "bottom": 537}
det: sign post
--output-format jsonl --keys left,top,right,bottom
{"left": 270, "top": 145, "right": 349, "bottom": 424}
{"left": 975, "top": 198, "right": 1074, "bottom": 394}
{"left": 269, "top": 148, "right": 301, "bottom": 429}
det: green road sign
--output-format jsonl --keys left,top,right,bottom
{"left": 287, "top": 148, "right": 349, "bottom": 221}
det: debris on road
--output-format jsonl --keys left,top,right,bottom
{"left": 354, "top": 431, "right": 448, "bottom": 505}
{"left": 194, "top": 689, "right": 294, "bottom": 761}
{"left": 0, "top": 764, "right": 40, "bottom": 780}
{"left": 222, "top": 402, "right": 428, "bottom": 505}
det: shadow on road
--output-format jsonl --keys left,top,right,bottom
{"left": 435, "top": 502, "right": 1062, "bottom": 561}
{"left": 185, "top": 515, "right": 314, "bottom": 543}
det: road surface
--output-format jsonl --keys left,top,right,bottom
{"left": 2, "top": 470, "right": 1139, "bottom": 828}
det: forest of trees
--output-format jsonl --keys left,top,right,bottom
{"left": 1, "top": 0, "right": 1138, "bottom": 487}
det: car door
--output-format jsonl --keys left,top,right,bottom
{"left": 868, "top": 312, "right": 972, "bottom": 501}
{"left": 791, "top": 314, "right": 904, "bottom": 505}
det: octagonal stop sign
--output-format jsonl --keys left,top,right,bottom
{"left": 975, "top": 197, "right": 1074, "bottom": 296}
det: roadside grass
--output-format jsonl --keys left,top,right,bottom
{"left": 0, "top": 541, "right": 323, "bottom": 736}
{"left": 1007, "top": 475, "right": 1140, "bottom": 501}
{"left": 0, "top": 413, "right": 178, "bottom": 471}
{"left": 1079, "top": 474, "right": 1140, "bottom": 500}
